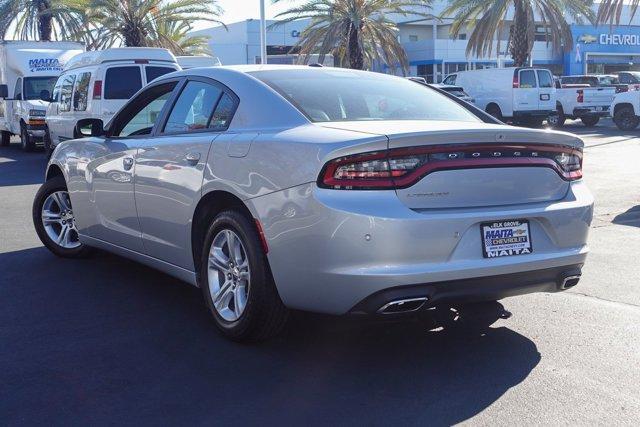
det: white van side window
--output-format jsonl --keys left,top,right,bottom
{"left": 519, "top": 70, "right": 537, "bottom": 88}
{"left": 14, "top": 78, "right": 22, "bottom": 100}
{"left": 536, "top": 70, "right": 553, "bottom": 88}
{"left": 73, "top": 72, "right": 91, "bottom": 111}
{"left": 52, "top": 76, "right": 63, "bottom": 103}
{"left": 59, "top": 74, "right": 76, "bottom": 112}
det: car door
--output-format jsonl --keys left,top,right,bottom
{"left": 134, "top": 77, "right": 239, "bottom": 269}
{"left": 12, "top": 78, "right": 22, "bottom": 134}
{"left": 514, "top": 69, "right": 538, "bottom": 112}
{"left": 81, "top": 80, "right": 179, "bottom": 252}
{"left": 536, "top": 69, "right": 555, "bottom": 111}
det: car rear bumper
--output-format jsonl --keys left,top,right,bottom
{"left": 251, "top": 180, "right": 593, "bottom": 315}
{"left": 573, "top": 107, "right": 610, "bottom": 117}
{"left": 349, "top": 264, "right": 583, "bottom": 315}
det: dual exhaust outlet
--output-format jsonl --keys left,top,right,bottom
{"left": 376, "top": 271, "right": 581, "bottom": 314}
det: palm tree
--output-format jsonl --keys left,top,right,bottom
{"left": 81, "top": 0, "right": 223, "bottom": 49}
{"left": 0, "top": 0, "right": 85, "bottom": 41}
{"left": 155, "top": 19, "right": 211, "bottom": 55}
{"left": 272, "top": 0, "right": 432, "bottom": 73}
{"left": 596, "top": 1, "right": 640, "bottom": 25}
{"left": 442, "top": 0, "right": 595, "bottom": 67}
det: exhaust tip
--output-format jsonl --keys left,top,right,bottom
{"left": 560, "top": 274, "right": 581, "bottom": 289}
{"left": 377, "top": 297, "right": 428, "bottom": 315}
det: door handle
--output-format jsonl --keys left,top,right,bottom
{"left": 123, "top": 157, "right": 134, "bottom": 171}
{"left": 185, "top": 152, "right": 201, "bottom": 165}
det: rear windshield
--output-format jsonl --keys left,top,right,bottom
{"left": 146, "top": 66, "right": 177, "bottom": 83}
{"left": 23, "top": 76, "right": 58, "bottom": 100}
{"left": 251, "top": 69, "right": 480, "bottom": 123}
{"left": 598, "top": 76, "right": 619, "bottom": 85}
{"left": 105, "top": 66, "right": 143, "bottom": 99}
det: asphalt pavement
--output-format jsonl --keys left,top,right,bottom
{"left": 1, "top": 120, "right": 639, "bottom": 425}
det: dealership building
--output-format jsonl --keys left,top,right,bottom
{"left": 192, "top": 1, "right": 640, "bottom": 81}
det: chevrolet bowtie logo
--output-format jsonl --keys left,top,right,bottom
{"left": 578, "top": 34, "right": 598, "bottom": 44}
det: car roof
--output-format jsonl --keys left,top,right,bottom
{"left": 64, "top": 47, "right": 177, "bottom": 71}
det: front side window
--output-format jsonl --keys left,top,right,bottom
{"left": 111, "top": 82, "right": 177, "bottom": 137}
{"left": 163, "top": 81, "right": 222, "bottom": 133}
{"left": 24, "top": 77, "right": 58, "bottom": 100}
{"left": 519, "top": 70, "right": 537, "bottom": 88}
{"left": 146, "top": 66, "right": 177, "bottom": 83}
{"left": 59, "top": 74, "right": 76, "bottom": 112}
{"left": 443, "top": 74, "right": 456, "bottom": 85}
{"left": 73, "top": 72, "right": 91, "bottom": 111}
{"left": 536, "top": 70, "right": 553, "bottom": 88}
{"left": 251, "top": 69, "right": 479, "bottom": 123}
{"left": 14, "top": 78, "right": 22, "bottom": 100}
{"left": 52, "top": 77, "right": 63, "bottom": 103}
{"left": 104, "top": 66, "right": 143, "bottom": 99}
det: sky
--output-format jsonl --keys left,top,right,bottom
{"left": 191, "top": 0, "right": 304, "bottom": 31}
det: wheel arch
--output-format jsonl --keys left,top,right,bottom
{"left": 45, "top": 163, "right": 64, "bottom": 181}
{"left": 614, "top": 102, "right": 637, "bottom": 116}
{"left": 191, "top": 190, "right": 256, "bottom": 283}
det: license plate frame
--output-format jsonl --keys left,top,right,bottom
{"left": 481, "top": 219, "right": 533, "bottom": 258}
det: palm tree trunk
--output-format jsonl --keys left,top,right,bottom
{"left": 347, "top": 23, "right": 364, "bottom": 70}
{"left": 37, "top": 0, "right": 53, "bottom": 41}
{"left": 509, "top": 0, "right": 530, "bottom": 67}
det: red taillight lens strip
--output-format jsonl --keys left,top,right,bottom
{"left": 319, "top": 143, "right": 583, "bottom": 190}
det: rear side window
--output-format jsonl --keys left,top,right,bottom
{"left": 209, "top": 93, "right": 236, "bottom": 130}
{"left": 73, "top": 72, "right": 91, "bottom": 111}
{"left": 104, "top": 66, "right": 142, "bottom": 99}
{"left": 59, "top": 74, "right": 76, "bottom": 112}
{"left": 536, "top": 70, "right": 553, "bottom": 88}
{"left": 443, "top": 74, "right": 456, "bottom": 85}
{"left": 519, "top": 70, "right": 537, "bottom": 88}
{"left": 145, "top": 66, "right": 176, "bottom": 83}
{"left": 163, "top": 81, "right": 223, "bottom": 133}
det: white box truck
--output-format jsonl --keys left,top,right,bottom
{"left": 0, "top": 41, "right": 84, "bottom": 151}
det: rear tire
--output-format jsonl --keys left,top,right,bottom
{"left": 199, "top": 210, "right": 289, "bottom": 342}
{"left": 0, "top": 130, "right": 10, "bottom": 147}
{"left": 548, "top": 106, "right": 566, "bottom": 128}
{"left": 581, "top": 116, "right": 600, "bottom": 127}
{"left": 20, "top": 124, "right": 35, "bottom": 152}
{"left": 32, "top": 175, "right": 92, "bottom": 258}
{"left": 486, "top": 104, "right": 503, "bottom": 122}
{"left": 613, "top": 106, "right": 640, "bottom": 131}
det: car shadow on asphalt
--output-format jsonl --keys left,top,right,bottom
{"left": 613, "top": 205, "right": 640, "bottom": 228}
{"left": 0, "top": 142, "right": 47, "bottom": 187}
{"left": 0, "top": 247, "right": 541, "bottom": 425}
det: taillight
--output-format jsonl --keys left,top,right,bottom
{"left": 577, "top": 89, "right": 584, "bottom": 103}
{"left": 92, "top": 80, "right": 102, "bottom": 99}
{"left": 318, "top": 144, "right": 583, "bottom": 190}
{"left": 633, "top": 84, "right": 640, "bottom": 91}
{"left": 320, "top": 151, "right": 427, "bottom": 189}
{"left": 513, "top": 73, "right": 520, "bottom": 88}
{"left": 618, "top": 86, "right": 629, "bottom": 93}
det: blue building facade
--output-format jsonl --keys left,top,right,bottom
{"left": 565, "top": 25, "right": 640, "bottom": 75}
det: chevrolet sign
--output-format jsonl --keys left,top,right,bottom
{"left": 577, "top": 34, "right": 598, "bottom": 44}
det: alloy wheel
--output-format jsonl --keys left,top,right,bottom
{"left": 41, "top": 191, "right": 81, "bottom": 249}
{"left": 207, "top": 229, "right": 251, "bottom": 322}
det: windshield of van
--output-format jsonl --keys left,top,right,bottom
{"left": 251, "top": 69, "right": 480, "bottom": 123}
{"left": 24, "top": 76, "right": 58, "bottom": 100}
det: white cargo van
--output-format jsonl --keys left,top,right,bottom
{"left": 0, "top": 41, "right": 84, "bottom": 151}
{"left": 44, "top": 47, "right": 180, "bottom": 153}
{"left": 176, "top": 55, "right": 221, "bottom": 69}
{"left": 443, "top": 67, "right": 556, "bottom": 125}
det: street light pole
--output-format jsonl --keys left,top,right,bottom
{"left": 260, "top": 0, "right": 267, "bottom": 64}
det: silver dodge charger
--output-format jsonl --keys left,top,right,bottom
{"left": 34, "top": 65, "right": 593, "bottom": 341}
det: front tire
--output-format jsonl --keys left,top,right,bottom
{"left": 199, "top": 210, "right": 288, "bottom": 342}
{"left": 0, "top": 130, "right": 10, "bottom": 147}
{"left": 32, "top": 175, "right": 91, "bottom": 258}
{"left": 43, "top": 127, "right": 54, "bottom": 159}
{"left": 548, "top": 106, "right": 566, "bottom": 128}
{"left": 581, "top": 115, "right": 600, "bottom": 127}
{"left": 20, "top": 124, "right": 35, "bottom": 152}
{"left": 614, "top": 106, "right": 640, "bottom": 131}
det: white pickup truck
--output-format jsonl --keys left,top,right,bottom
{"left": 549, "top": 84, "right": 616, "bottom": 127}
{"left": 611, "top": 90, "right": 640, "bottom": 131}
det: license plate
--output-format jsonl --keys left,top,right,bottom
{"left": 481, "top": 219, "right": 533, "bottom": 258}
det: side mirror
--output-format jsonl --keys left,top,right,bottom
{"left": 0, "top": 84, "right": 8, "bottom": 99}
{"left": 40, "top": 90, "right": 52, "bottom": 102}
{"left": 75, "top": 118, "right": 104, "bottom": 138}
